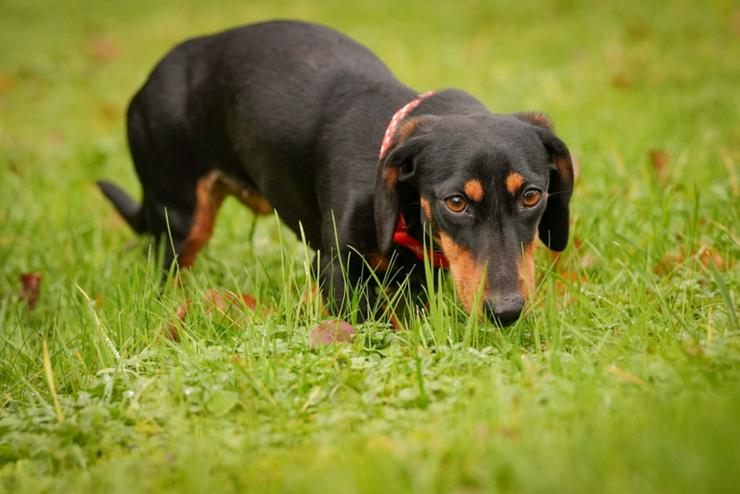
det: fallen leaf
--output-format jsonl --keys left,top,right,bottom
{"left": 611, "top": 72, "right": 633, "bottom": 89}
{"left": 236, "top": 293, "right": 257, "bottom": 310}
{"left": 648, "top": 148, "right": 670, "bottom": 182}
{"left": 19, "top": 273, "right": 42, "bottom": 310}
{"left": 496, "top": 426, "right": 519, "bottom": 439}
{"left": 309, "top": 319, "right": 356, "bottom": 346}
{"left": 0, "top": 73, "right": 18, "bottom": 95}
{"left": 202, "top": 289, "right": 230, "bottom": 315}
{"left": 85, "top": 34, "right": 120, "bottom": 62}
{"left": 165, "top": 300, "right": 189, "bottom": 341}
{"left": 697, "top": 244, "right": 725, "bottom": 270}
{"left": 98, "top": 101, "right": 119, "bottom": 124}
{"left": 654, "top": 252, "right": 684, "bottom": 275}
{"left": 654, "top": 244, "right": 728, "bottom": 275}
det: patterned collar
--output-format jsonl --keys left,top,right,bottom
{"left": 379, "top": 92, "right": 449, "bottom": 269}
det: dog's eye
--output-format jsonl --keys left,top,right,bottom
{"left": 445, "top": 195, "right": 468, "bottom": 213}
{"left": 521, "top": 188, "right": 542, "bottom": 208}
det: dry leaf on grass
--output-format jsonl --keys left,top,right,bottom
{"left": 611, "top": 72, "right": 633, "bottom": 89}
{"left": 19, "top": 273, "right": 42, "bottom": 310}
{"left": 654, "top": 252, "right": 685, "bottom": 275}
{"left": 0, "top": 73, "right": 18, "bottom": 95}
{"left": 648, "top": 148, "right": 671, "bottom": 182}
{"left": 85, "top": 35, "right": 120, "bottom": 62}
{"left": 654, "top": 244, "right": 728, "bottom": 275}
{"left": 697, "top": 244, "right": 725, "bottom": 270}
{"left": 309, "top": 319, "right": 356, "bottom": 346}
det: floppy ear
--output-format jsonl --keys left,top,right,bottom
{"left": 374, "top": 118, "right": 428, "bottom": 254}
{"left": 537, "top": 129, "right": 574, "bottom": 251}
{"left": 513, "top": 111, "right": 553, "bottom": 130}
{"left": 513, "top": 112, "right": 574, "bottom": 251}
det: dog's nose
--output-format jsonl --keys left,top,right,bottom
{"left": 485, "top": 295, "right": 524, "bottom": 326}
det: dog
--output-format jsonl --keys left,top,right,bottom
{"left": 98, "top": 20, "right": 574, "bottom": 325}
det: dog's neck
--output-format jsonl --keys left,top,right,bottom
{"left": 380, "top": 89, "right": 489, "bottom": 269}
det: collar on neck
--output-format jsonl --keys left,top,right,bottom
{"left": 392, "top": 214, "right": 450, "bottom": 269}
{"left": 379, "top": 91, "right": 449, "bottom": 269}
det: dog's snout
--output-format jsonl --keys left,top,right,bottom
{"left": 486, "top": 295, "right": 524, "bottom": 326}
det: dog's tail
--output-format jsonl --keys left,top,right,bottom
{"left": 97, "top": 180, "right": 145, "bottom": 233}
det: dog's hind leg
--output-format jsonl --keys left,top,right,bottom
{"left": 175, "top": 171, "right": 229, "bottom": 268}
{"left": 132, "top": 172, "right": 227, "bottom": 273}
{"left": 125, "top": 91, "right": 226, "bottom": 272}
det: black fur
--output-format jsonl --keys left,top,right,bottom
{"left": 99, "top": 20, "right": 574, "bottom": 324}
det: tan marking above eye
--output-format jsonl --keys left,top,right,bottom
{"left": 505, "top": 172, "right": 525, "bottom": 195}
{"left": 463, "top": 179, "right": 484, "bottom": 202}
{"left": 445, "top": 195, "right": 468, "bottom": 213}
{"left": 521, "top": 189, "right": 542, "bottom": 207}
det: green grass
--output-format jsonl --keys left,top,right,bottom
{"left": 1, "top": 0, "right": 739, "bottom": 492}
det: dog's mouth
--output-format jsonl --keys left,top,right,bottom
{"left": 437, "top": 234, "right": 535, "bottom": 325}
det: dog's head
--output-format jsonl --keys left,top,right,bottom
{"left": 374, "top": 112, "right": 574, "bottom": 325}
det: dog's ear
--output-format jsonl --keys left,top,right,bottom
{"left": 513, "top": 111, "right": 553, "bottom": 130}
{"left": 374, "top": 117, "right": 430, "bottom": 255}
{"left": 513, "top": 112, "right": 574, "bottom": 251}
{"left": 536, "top": 129, "right": 574, "bottom": 252}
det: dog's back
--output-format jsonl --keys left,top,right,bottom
{"left": 105, "top": 21, "right": 410, "bottom": 253}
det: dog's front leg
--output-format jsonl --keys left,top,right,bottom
{"left": 318, "top": 248, "right": 377, "bottom": 322}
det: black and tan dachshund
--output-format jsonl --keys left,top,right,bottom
{"left": 98, "top": 20, "right": 574, "bottom": 325}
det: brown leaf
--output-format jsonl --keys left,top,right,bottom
{"left": 236, "top": 293, "right": 257, "bottom": 310}
{"left": 496, "top": 426, "right": 519, "bottom": 439}
{"left": 648, "top": 148, "right": 670, "bottom": 182}
{"left": 19, "top": 272, "right": 42, "bottom": 310}
{"left": 0, "top": 73, "right": 18, "bottom": 95}
{"left": 697, "top": 244, "right": 725, "bottom": 270}
{"left": 165, "top": 300, "right": 190, "bottom": 341}
{"left": 203, "top": 289, "right": 230, "bottom": 315}
{"left": 309, "top": 319, "right": 356, "bottom": 346}
{"left": 654, "top": 252, "right": 684, "bottom": 275}
{"left": 98, "top": 102, "right": 119, "bottom": 124}
{"left": 654, "top": 244, "right": 728, "bottom": 275}
{"left": 611, "top": 72, "right": 633, "bottom": 89}
{"left": 85, "top": 35, "right": 120, "bottom": 62}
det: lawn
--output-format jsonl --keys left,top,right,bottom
{"left": 1, "top": 0, "right": 738, "bottom": 492}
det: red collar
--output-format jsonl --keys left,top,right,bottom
{"left": 379, "top": 91, "right": 435, "bottom": 159}
{"left": 380, "top": 91, "right": 449, "bottom": 269}
{"left": 392, "top": 214, "right": 450, "bottom": 269}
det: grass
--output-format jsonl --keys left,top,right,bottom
{"left": 1, "top": 0, "right": 738, "bottom": 492}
